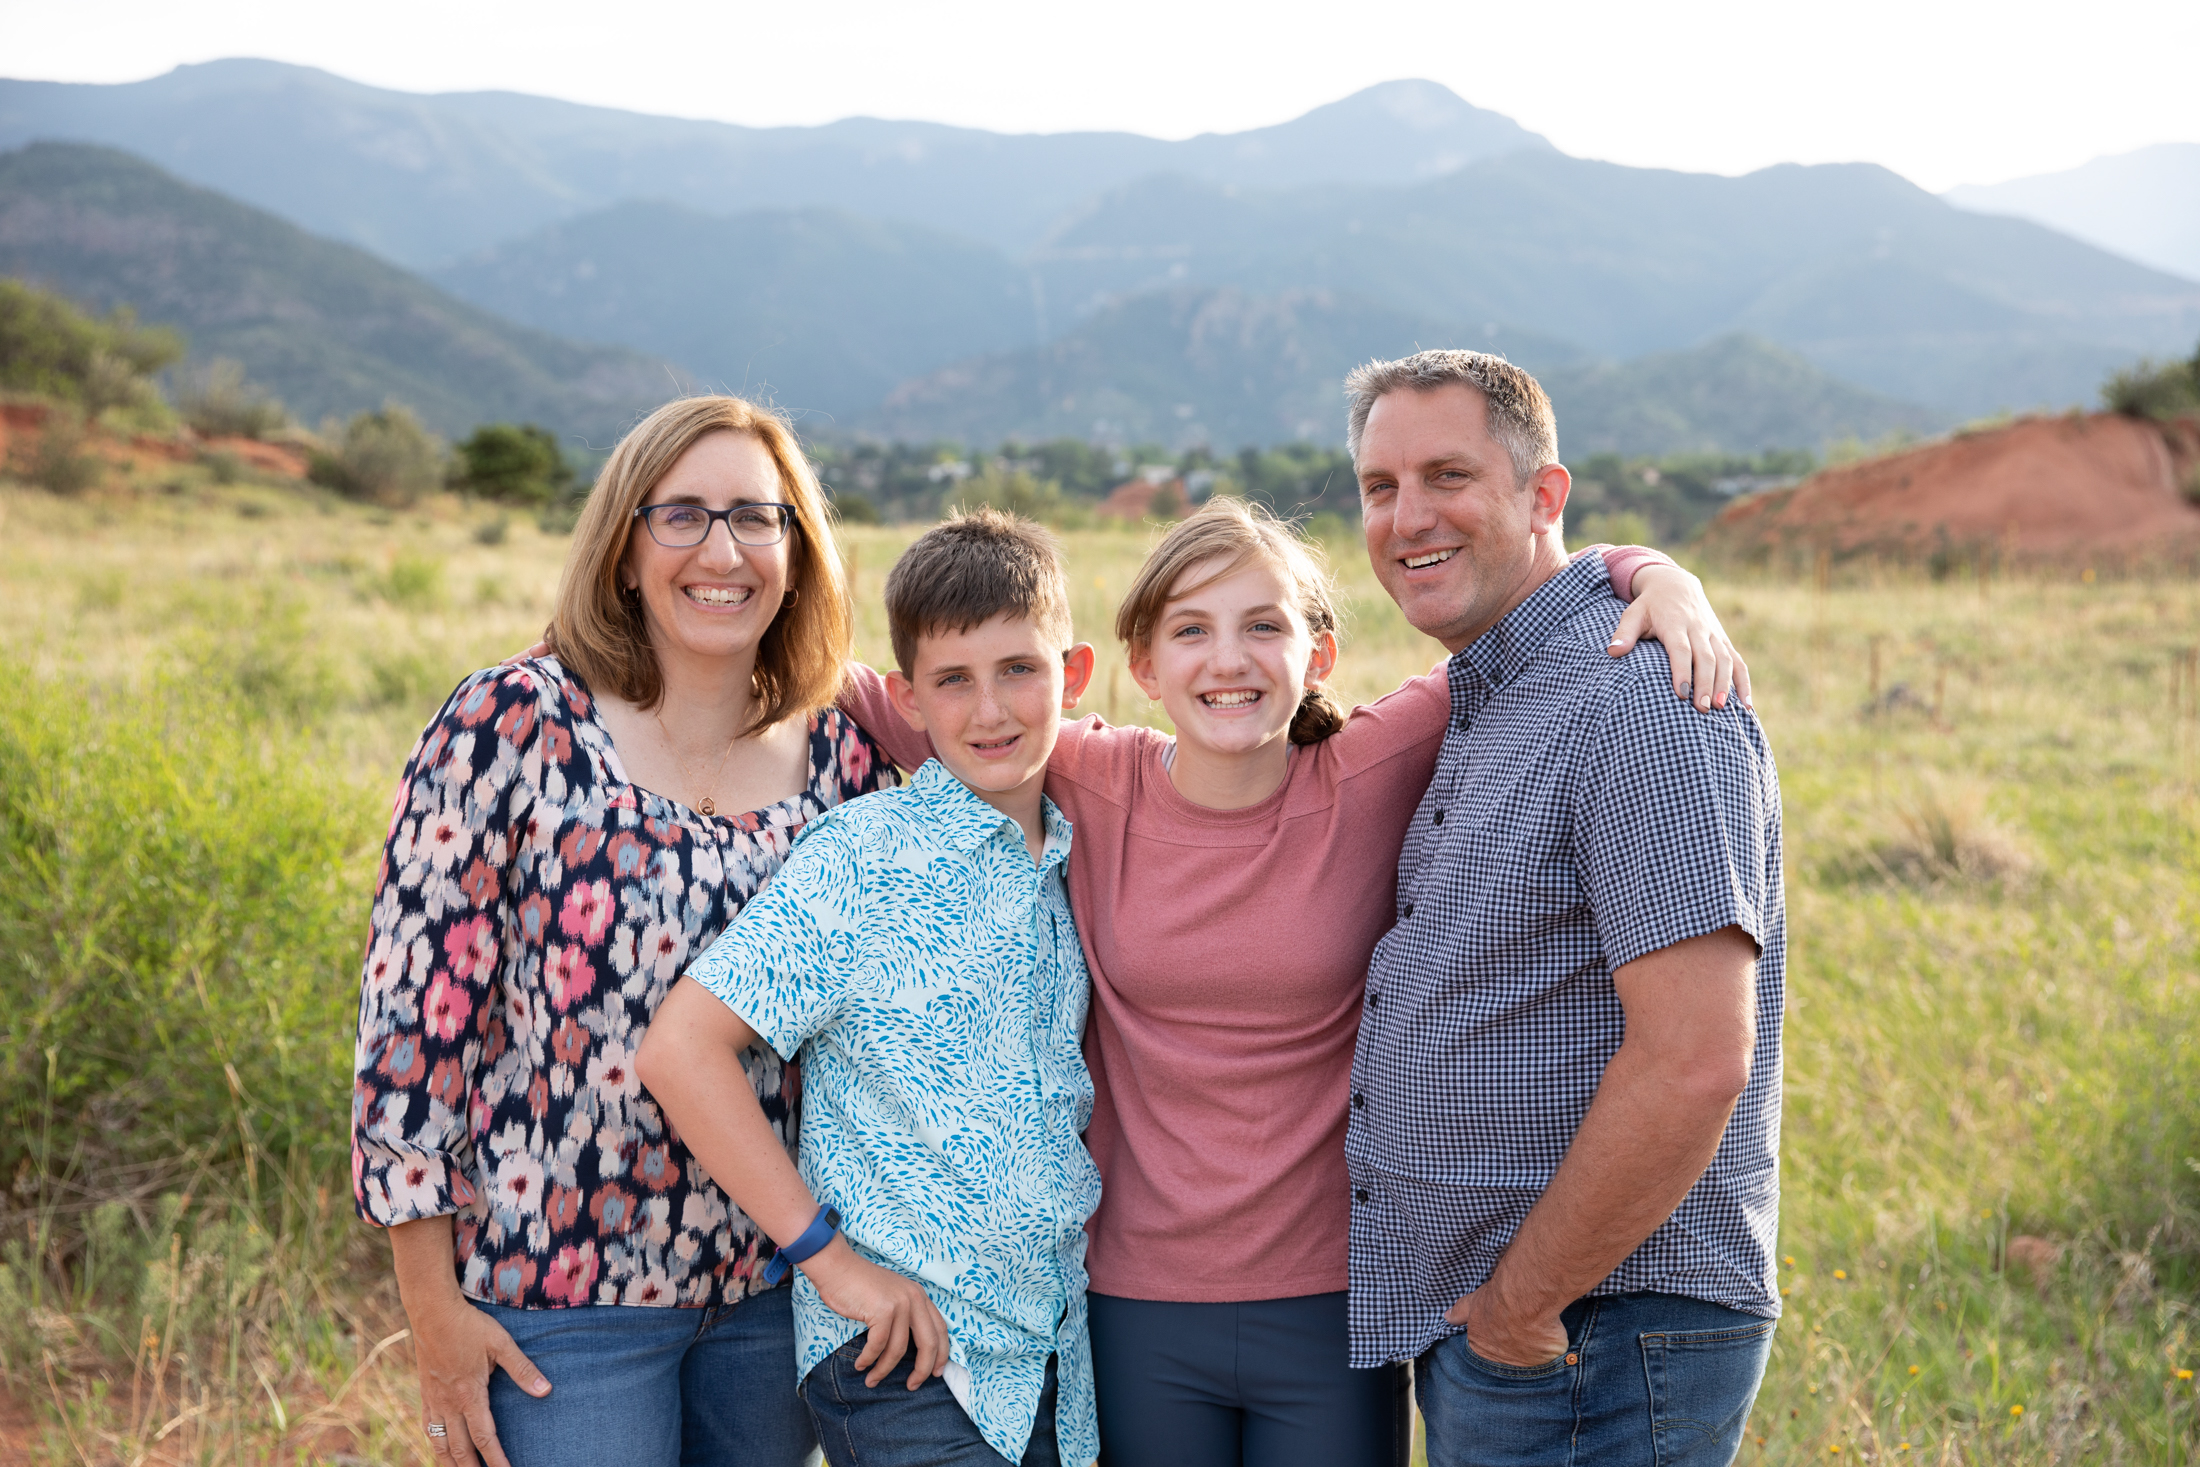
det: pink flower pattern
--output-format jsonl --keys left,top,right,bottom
{"left": 350, "top": 657, "right": 894, "bottom": 1309}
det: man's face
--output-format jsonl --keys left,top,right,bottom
{"left": 1357, "top": 384, "right": 1567, "bottom": 653}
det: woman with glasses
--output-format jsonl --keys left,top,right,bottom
{"left": 352, "top": 396, "right": 896, "bottom": 1467}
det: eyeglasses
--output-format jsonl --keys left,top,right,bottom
{"left": 632, "top": 502, "right": 797, "bottom": 549}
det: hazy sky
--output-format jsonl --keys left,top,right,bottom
{"left": 6, "top": 0, "right": 2195, "bottom": 191}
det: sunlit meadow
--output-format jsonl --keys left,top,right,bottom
{"left": 0, "top": 464, "right": 2195, "bottom": 1463}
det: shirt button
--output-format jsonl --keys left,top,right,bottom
{"left": 1365, "top": 991, "right": 1380, "bottom": 1008}
{"left": 1351, "top": 1092, "right": 1365, "bottom": 1109}
{"left": 1432, "top": 809, "right": 1445, "bottom": 826}
{"left": 1402, "top": 903, "right": 1415, "bottom": 919}
{"left": 1354, "top": 1189, "right": 1370, "bottom": 1203}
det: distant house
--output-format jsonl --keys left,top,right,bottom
{"left": 1098, "top": 473, "right": 1191, "bottom": 521}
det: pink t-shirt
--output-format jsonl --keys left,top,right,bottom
{"left": 839, "top": 546, "right": 1667, "bottom": 1302}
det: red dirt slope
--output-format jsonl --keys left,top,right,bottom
{"left": 0, "top": 400, "right": 309, "bottom": 480}
{"left": 1701, "top": 413, "right": 2200, "bottom": 566}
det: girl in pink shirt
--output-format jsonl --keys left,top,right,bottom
{"left": 841, "top": 502, "right": 1734, "bottom": 1467}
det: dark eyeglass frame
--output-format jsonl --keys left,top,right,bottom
{"left": 631, "top": 501, "right": 799, "bottom": 549}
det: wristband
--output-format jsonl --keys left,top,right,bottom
{"left": 761, "top": 1204, "right": 841, "bottom": 1286}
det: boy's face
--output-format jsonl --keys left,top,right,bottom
{"left": 886, "top": 613, "right": 1095, "bottom": 812}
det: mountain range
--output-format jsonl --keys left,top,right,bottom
{"left": 1948, "top": 144, "right": 2200, "bottom": 285}
{"left": 0, "top": 143, "right": 672, "bottom": 439}
{"left": 2, "top": 60, "right": 2196, "bottom": 459}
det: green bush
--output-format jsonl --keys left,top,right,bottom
{"left": 451, "top": 421, "right": 574, "bottom": 506}
{"left": 2102, "top": 343, "right": 2200, "bottom": 421}
{"left": 0, "top": 658, "right": 376, "bottom": 1217}
{"left": 173, "top": 356, "right": 288, "bottom": 440}
{"left": 308, "top": 402, "right": 445, "bottom": 505}
{"left": 0, "top": 277, "right": 183, "bottom": 416}
{"left": 3, "top": 405, "right": 102, "bottom": 495}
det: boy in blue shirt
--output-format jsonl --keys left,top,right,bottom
{"left": 638, "top": 510, "right": 1102, "bottom": 1467}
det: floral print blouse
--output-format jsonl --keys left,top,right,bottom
{"left": 351, "top": 656, "right": 897, "bottom": 1310}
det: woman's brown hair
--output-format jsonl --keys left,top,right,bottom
{"left": 549, "top": 396, "right": 853, "bottom": 733}
{"left": 1113, "top": 497, "right": 1348, "bottom": 744}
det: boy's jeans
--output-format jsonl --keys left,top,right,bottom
{"left": 802, "top": 1338, "right": 1060, "bottom": 1467}
{"left": 1415, "top": 1291, "right": 1775, "bottom": 1467}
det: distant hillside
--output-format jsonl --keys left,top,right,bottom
{"left": 0, "top": 62, "right": 1547, "bottom": 267}
{"left": 0, "top": 143, "right": 676, "bottom": 439}
{"left": 1947, "top": 144, "right": 2200, "bottom": 284}
{"left": 1699, "top": 412, "right": 2200, "bottom": 567}
{"left": 433, "top": 202, "right": 1040, "bottom": 419}
{"left": 6, "top": 61, "right": 2192, "bottom": 431}
{"left": 865, "top": 287, "right": 1930, "bottom": 455}
{"left": 1030, "top": 155, "right": 2200, "bottom": 419}
{"left": 1543, "top": 335, "right": 1941, "bottom": 457}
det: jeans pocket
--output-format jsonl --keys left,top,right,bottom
{"left": 1640, "top": 1318, "right": 1777, "bottom": 1465}
{"left": 1458, "top": 1328, "right": 1569, "bottom": 1381}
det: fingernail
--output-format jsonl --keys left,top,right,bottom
{"left": 534, "top": 1377, "right": 550, "bottom": 1394}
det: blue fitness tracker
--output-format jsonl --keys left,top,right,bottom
{"left": 761, "top": 1203, "right": 841, "bottom": 1286}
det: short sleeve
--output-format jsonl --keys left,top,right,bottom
{"left": 1572, "top": 543, "right": 1677, "bottom": 602}
{"left": 352, "top": 666, "right": 535, "bottom": 1228}
{"left": 1575, "top": 647, "right": 1779, "bottom": 971}
{"left": 837, "top": 663, "right": 934, "bottom": 773}
{"left": 684, "top": 818, "right": 859, "bottom": 1061}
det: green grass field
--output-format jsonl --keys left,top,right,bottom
{"left": 1, "top": 469, "right": 2196, "bottom": 1464}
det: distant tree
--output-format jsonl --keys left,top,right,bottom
{"left": 309, "top": 403, "right": 445, "bottom": 506}
{"left": 951, "top": 464, "right": 1085, "bottom": 527}
{"left": 2102, "top": 342, "right": 2200, "bottom": 422}
{"left": 451, "top": 422, "right": 573, "bottom": 505}
{"left": 0, "top": 278, "right": 182, "bottom": 418}
{"left": 173, "top": 357, "right": 288, "bottom": 440}
{"left": 1231, "top": 443, "right": 1358, "bottom": 516}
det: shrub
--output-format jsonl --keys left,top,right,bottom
{"left": 308, "top": 402, "right": 445, "bottom": 505}
{"left": 0, "top": 278, "right": 182, "bottom": 415}
{"left": 173, "top": 357, "right": 288, "bottom": 440}
{"left": 1570, "top": 509, "right": 1656, "bottom": 551}
{"left": 450, "top": 422, "right": 572, "bottom": 506}
{"left": 4, "top": 406, "right": 102, "bottom": 495}
{"left": 2102, "top": 348, "right": 2200, "bottom": 421}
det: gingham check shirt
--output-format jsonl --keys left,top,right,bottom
{"left": 1345, "top": 553, "right": 1785, "bottom": 1368}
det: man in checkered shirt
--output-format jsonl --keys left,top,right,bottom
{"left": 1343, "top": 351, "right": 1784, "bottom": 1467}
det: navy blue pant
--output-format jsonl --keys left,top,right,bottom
{"left": 802, "top": 1339, "right": 1059, "bottom": 1467}
{"left": 1416, "top": 1291, "right": 1775, "bottom": 1467}
{"left": 477, "top": 1286, "right": 816, "bottom": 1467}
{"left": 1088, "top": 1291, "right": 1407, "bottom": 1467}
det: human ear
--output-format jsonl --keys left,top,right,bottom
{"left": 1125, "top": 644, "right": 1164, "bottom": 702}
{"left": 1059, "top": 643, "right": 1097, "bottom": 710}
{"left": 884, "top": 670, "right": 928, "bottom": 733}
{"left": 1304, "top": 628, "right": 1339, "bottom": 689}
{"left": 1527, "top": 463, "right": 1572, "bottom": 534}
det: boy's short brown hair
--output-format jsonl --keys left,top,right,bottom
{"left": 884, "top": 508, "right": 1075, "bottom": 674}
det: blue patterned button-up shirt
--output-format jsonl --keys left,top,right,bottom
{"left": 1346, "top": 553, "right": 1786, "bottom": 1368}
{"left": 685, "top": 758, "right": 1101, "bottom": 1467}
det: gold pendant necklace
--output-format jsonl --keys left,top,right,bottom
{"left": 657, "top": 710, "right": 738, "bottom": 820}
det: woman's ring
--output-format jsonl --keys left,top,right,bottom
{"left": 426, "top": 1423, "right": 449, "bottom": 1439}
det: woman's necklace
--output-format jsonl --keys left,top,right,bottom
{"left": 656, "top": 709, "right": 738, "bottom": 818}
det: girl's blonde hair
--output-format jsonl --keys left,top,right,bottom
{"left": 549, "top": 396, "right": 852, "bottom": 733}
{"left": 1113, "top": 497, "right": 1348, "bottom": 744}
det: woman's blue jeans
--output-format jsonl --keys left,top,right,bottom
{"left": 1415, "top": 1291, "right": 1775, "bottom": 1467}
{"left": 477, "top": 1286, "right": 816, "bottom": 1467}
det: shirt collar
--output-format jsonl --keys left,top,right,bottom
{"left": 1449, "top": 551, "right": 1615, "bottom": 696}
{"left": 908, "top": 758, "right": 1074, "bottom": 870}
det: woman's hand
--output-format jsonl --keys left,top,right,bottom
{"left": 390, "top": 1218, "right": 550, "bottom": 1467}
{"left": 1607, "top": 564, "right": 1752, "bottom": 712}
{"left": 500, "top": 637, "right": 553, "bottom": 667}
{"left": 800, "top": 1235, "right": 953, "bottom": 1390}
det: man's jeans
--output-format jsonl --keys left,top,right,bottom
{"left": 1416, "top": 1292, "right": 1775, "bottom": 1467}
{"left": 802, "top": 1338, "right": 1060, "bottom": 1467}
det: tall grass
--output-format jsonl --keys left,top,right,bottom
{"left": 0, "top": 475, "right": 2195, "bottom": 1461}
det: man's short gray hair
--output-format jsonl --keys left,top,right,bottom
{"left": 1344, "top": 350, "right": 1559, "bottom": 486}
